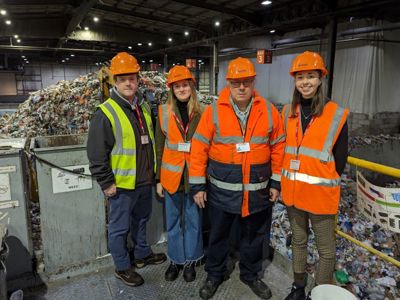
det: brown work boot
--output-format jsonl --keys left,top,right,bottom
{"left": 134, "top": 252, "right": 167, "bottom": 268}
{"left": 114, "top": 268, "right": 144, "bottom": 287}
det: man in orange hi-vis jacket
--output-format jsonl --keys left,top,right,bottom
{"left": 189, "top": 57, "right": 285, "bottom": 300}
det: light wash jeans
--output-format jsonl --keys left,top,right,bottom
{"left": 164, "top": 191, "right": 203, "bottom": 265}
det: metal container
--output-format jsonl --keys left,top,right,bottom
{"left": 0, "top": 138, "right": 33, "bottom": 280}
{"left": 30, "top": 134, "right": 109, "bottom": 279}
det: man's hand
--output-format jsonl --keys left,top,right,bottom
{"left": 103, "top": 184, "right": 117, "bottom": 198}
{"left": 156, "top": 183, "right": 164, "bottom": 198}
{"left": 193, "top": 191, "right": 207, "bottom": 208}
{"left": 269, "top": 188, "right": 279, "bottom": 202}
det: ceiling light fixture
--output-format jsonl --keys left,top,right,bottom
{"left": 215, "top": 21, "right": 220, "bottom": 27}
{"left": 128, "top": 46, "right": 132, "bottom": 49}
{"left": 62, "top": 60, "right": 65, "bottom": 63}
{"left": 5, "top": 20, "right": 11, "bottom": 25}
{"left": 0, "top": 10, "right": 6, "bottom": 15}
{"left": 168, "top": 37, "right": 172, "bottom": 42}
{"left": 142, "top": 60, "right": 146, "bottom": 63}
{"left": 149, "top": 59, "right": 153, "bottom": 63}
{"left": 148, "top": 42, "right": 152, "bottom": 46}
{"left": 269, "top": 29, "right": 275, "bottom": 33}
{"left": 14, "top": 35, "right": 19, "bottom": 39}
{"left": 17, "top": 39, "right": 21, "bottom": 43}
{"left": 93, "top": 16, "right": 99, "bottom": 22}
{"left": 184, "top": 31, "right": 189, "bottom": 36}
{"left": 70, "top": 54, "right": 75, "bottom": 57}
{"left": 261, "top": 1, "right": 272, "bottom": 5}
{"left": 137, "top": 42, "right": 142, "bottom": 46}
{"left": 65, "top": 58, "right": 70, "bottom": 61}
{"left": 21, "top": 55, "right": 25, "bottom": 58}
{"left": 84, "top": 26, "right": 89, "bottom": 31}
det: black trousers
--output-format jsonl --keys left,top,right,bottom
{"left": 205, "top": 204, "right": 272, "bottom": 282}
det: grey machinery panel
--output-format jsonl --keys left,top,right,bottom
{"left": 31, "top": 134, "right": 109, "bottom": 276}
{"left": 0, "top": 138, "right": 33, "bottom": 279}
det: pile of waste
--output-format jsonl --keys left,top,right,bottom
{"left": 0, "top": 71, "right": 218, "bottom": 139}
{"left": 270, "top": 173, "right": 400, "bottom": 299}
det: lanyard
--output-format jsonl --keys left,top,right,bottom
{"left": 295, "top": 106, "right": 314, "bottom": 152}
{"left": 173, "top": 112, "right": 193, "bottom": 141}
{"left": 134, "top": 104, "right": 145, "bottom": 134}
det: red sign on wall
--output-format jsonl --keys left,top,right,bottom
{"left": 257, "top": 50, "right": 273, "bottom": 64}
{"left": 186, "top": 59, "right": 197, "bottom": 69}
{"left": 150, "top": 63, "right": 158, "bottom": 71}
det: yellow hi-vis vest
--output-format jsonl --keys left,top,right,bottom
{"left": 99, "top": 98, "right": 156, "bottom": 189}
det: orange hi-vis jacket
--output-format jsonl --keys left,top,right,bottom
{"left": 281, "top": 101, "right": 349, "bottom": 215}
{"left": 189, "top": 87, "right": 285, "bottom": 217}
{"left": 158, "top": 103, "right": 191, "bottom": 194}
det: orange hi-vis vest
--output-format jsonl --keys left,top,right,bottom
{"left": 158, "top": 103, "right": 190, "bottom": 194}
{"left": 189, "top": 87, "right": 285, "bottom": 217}
{"left": 281, "top": 101, "right": 349, "bottom": 215}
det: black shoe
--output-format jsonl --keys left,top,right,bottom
{"left": 115, "top": 268, "right": 144, "bottom": 287}
{"left": 165, "top": 262, "right": 181, "bottom": 281}
{"left": 241, "top": 278, "right": 272, "bottom": 299}
{"left": 134, "top": 252, "right": 167, "bottom": 268}
{"left": 199, "top": 278, "right": 222, "bottom": 300}
{"left": 284, "top": 283, "right": 306, "bottom": 300}
{"left": 183, "top": 263, "right": 196, "bottom": 282}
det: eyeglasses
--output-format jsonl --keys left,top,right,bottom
{"left": 229, "top": 79, "right": 254, "bottom": 88}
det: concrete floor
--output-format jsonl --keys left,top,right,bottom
{"left": 22, "top": 244, "right": 293, "bottom": 300}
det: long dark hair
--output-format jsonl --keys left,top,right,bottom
{"left": 290, "top": 72, "right": 329, "bottom": 118}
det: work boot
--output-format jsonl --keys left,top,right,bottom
{"left": 134, "top": 252, "right": 167, "bottom": 268}
{"left": 114, "top": 268, "right": 144, "bottom": 287}
{"left": 199, "top": 278, "right": 222, "bottom": 300}
{"left": 183, "top": 263, "right": 196, "bottom": 282}
{"left": 165, "top": 262, "right": 181, "bottom": 281}
{"left": 241, "top": 278, "right": 272, "bottom": 299}
{"left": 284, "top": 283, "right": 306, "bottom": 300}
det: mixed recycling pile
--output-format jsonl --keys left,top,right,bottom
{"left": 0, "top": 71, "right": 218, "bottom": 139}
{"left": 271, "top": 173, "right": 400, "bottom": 300}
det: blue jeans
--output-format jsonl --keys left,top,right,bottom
{"left": 164, "top": 191, "right": 203, "bottom": 264}
{"left": 108, "top": 185, "right": 153, "bottom": 271}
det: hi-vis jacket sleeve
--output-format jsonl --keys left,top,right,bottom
{"left": 189, "top": 104, "right": 215, "bottom": 194}
{"left": 269, "top": 104, "right": 285, "bottom": 190}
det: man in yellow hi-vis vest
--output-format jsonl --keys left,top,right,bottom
{"left": 87, "top": 52, "right": 166, "bottom": 287}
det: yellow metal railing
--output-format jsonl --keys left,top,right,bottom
{"left": 336, "top": 156, "right": 400, "bottom": 268}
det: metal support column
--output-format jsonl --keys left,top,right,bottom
{"left": 212, "top": 42, "right": 219, "bottom": 95}
{"left": 326, "top": 16, "right": 338, "bottom": 98}
{"left": 163, "top": 53, "right": 168, "bottom": 73}
{"left": 195, "top": 47, "right": 200, "bottom": 90}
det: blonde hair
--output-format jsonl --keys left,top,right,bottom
{"left": 290, "top": 71, "right": 328, "bottom": 118}
{"left": 167, "top": 80, "right": 202, "bottom": 116}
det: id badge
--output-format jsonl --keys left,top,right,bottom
{"left": 141, "top": 135, "right": 149, "bottom": 144}
{"left": 236, "top": 142, "right": 250, "bottom": 153}
{"left": 290, "top": 159, "right": 300, "bottom": 171}
{"left": 178, "top": 142, "right": 191, "bottom": 152}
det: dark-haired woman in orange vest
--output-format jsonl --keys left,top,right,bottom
{"left": 155, "top": 66, "right": 203, "bottom": 283}
{"left": 281, "top": 51, "right": 349, "bottom": 300}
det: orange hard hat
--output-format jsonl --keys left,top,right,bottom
{"left": 167, "top": 65, "right": 195, "bottom": 87}
{"left": 226, "top": 57, "right": 256, "bottom": 80}
{"left": 110, "top": 52, "right": 140, "bottom": 75}
{"left": 289, "top": 51, "right": 328, "bottom": 77}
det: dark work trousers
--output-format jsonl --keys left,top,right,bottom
{"left": 205, "top": 204, "right": 272, "bottom": 282}
{"left": 108, "top": 184, "right": 153, "bottom": 271}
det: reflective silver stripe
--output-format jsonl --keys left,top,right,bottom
{"left": 111, "top": 148, "right": 136, "bottom": 156}
{"left": 113, "top": 168, "right": 136, "bottom": 176}
{"left": 284, "top": 146, "right": 334, "bottom": 162}
{"left": 271, "top": 173, "right": 281, "bottom": 182}
{"left": 209, "top": 176, "right": 269, "bottom": 191}
{"left": 321, "top": 105, "right": 346, "bottom": 162}
{"left": 193, "top": 132, "right": 210, "bottom": 145}
{"left": 270, "top": 134, "right": 285, "bottom": 146}
{"left": 161, "top": 104, "right": 169, "bottom": 136}
{"left": 104, "top": 102, "right": 124, "bottom": 154}
{"left": 189, "top": 176, "right": 206, "bottom": 184}
{"left": 264, "top": 99, "right": 273, "bottom": 134}
{"left": 161, "top": 162, "right": 182, "bottom": 173}
{"left": 250, "top": 136, "right": 269, "bottom": 144}
{"left": 211, "top": 101, "right": 220, "bottom": 136}
{"left": 214, "top": 136, "right": 243, "bottom": 144}
{"left": 165, "top": 140, "right": 179, "bottom": 150}
{"left": 281, "top": 169, "right": 340, "bottom": 187}
{"left": 283, "top": 104, "right": 291, "bottom": 129}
